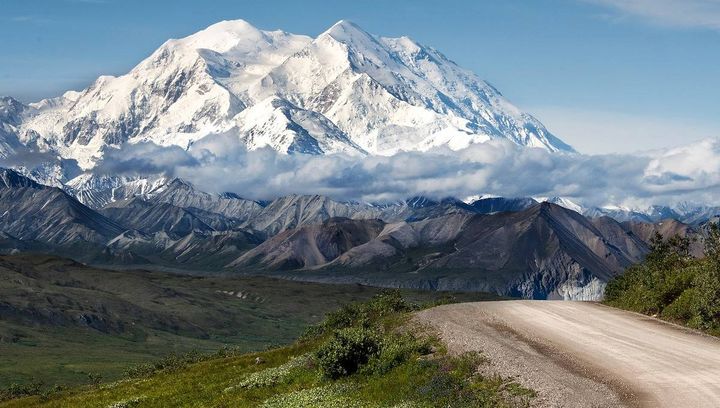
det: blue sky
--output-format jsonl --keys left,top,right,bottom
{"left": 1, "top": 0, "right": 718, "bottom": 154}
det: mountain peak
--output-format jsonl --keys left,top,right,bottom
{"left": 168, "top": 19, "right": 269, "bottom": 54}
{"left": 406, "top": 196, "right": 439, "bottom": 208}
{"left": 5, "top": 18, "right": 574, "bottom": 176}
{"left": 167, "top": 178, "right": 195, "bottom": 189}
{"left": 195, "top": 19, "right": 264, "bottom": 39}
{"left": 320, "top": 19, "right": 375, "bottom": 43}
{"left": 327, "top": 19, "right": 362, "bottom": 31}
{"left": 206, "top": 19, "right": 259, "bottom": 32}
{"left": 0, "top": 97, "right": 26, "bottom": 124}
{"left": 0, "top": 168, "right": 41, "bottom": 189}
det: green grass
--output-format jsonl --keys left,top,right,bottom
{"left": 0, "top": 323, "right": 219, "bottom": 389}
{"left": 0, "top": 254, "right": 501, "bottom": 391}
{"left": 1, "top": 291, "right": 532, "bottom": 408}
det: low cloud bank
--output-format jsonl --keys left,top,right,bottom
{"left": 88, "top": 134, "right": 720, "bottom": 208}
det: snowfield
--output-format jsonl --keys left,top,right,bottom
{"left": 3, "top": 19, "right": 573, "bottom": 171}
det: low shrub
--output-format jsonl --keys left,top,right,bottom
{"left": 363, "top": 332, "right": 433, "bottom": 375}
{"left": 260, "top": 383, "right": 359, "bottom": 408}
{"left": 303, "top": 290, "right": 417, "bottom": 339}
{"left": 0, "top": 381, "right": 66, "bottom": 403}
{"left": 662, "top": 287, "right": 699, "bottom": 322}
{"left": 0, "top": 381, "right": 43, "bottom": 402}
{"left": 370, "top": 290, "right": 415, "bottom": 317}
{"left": 107, "top": 396, "right": 143, "bottom": 408}
{"left": 122, "top": 351, "right": 202, "bottom": 378}
{"left": 316, "top": 327, "right": 382, "bottom": 379}
{"left": 605, "top": 225, "right": 720, "bottom": 334}
{"left": 234, "top": 354, "right": 312, "bottom": 389}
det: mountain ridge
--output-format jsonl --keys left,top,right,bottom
{"left": 0, "top": 167, "right": 704, "bottom": 299}
{"left": 0, "top": 18, "right": 573, "bottom": 177}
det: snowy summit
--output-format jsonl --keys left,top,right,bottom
{"left": 2, "top": 19, "right": 573, "bottom": 170}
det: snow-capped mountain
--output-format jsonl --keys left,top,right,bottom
{"left": 542, "top": 197, "right": 584, "bottom": 214}
{"left": 0, "top": 97, "right": 27, "bottom": 159}
{"left": 578, "top": 202, "right": 720, "bottom": 226}
{"left": 1, "top": 19, "right": 572, "bottom": 172}
{"left": 65, "top": 173, "right": 170, "bottom": 208}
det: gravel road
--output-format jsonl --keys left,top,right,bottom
{"left": 416, "top": 301, "right": 720, "bottom": 408}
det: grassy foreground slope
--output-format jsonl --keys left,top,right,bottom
{"left": 604, "top": 224, "right": 720, "bottom": 335}
{"left": 2, "top": 291, "right": 533, "bottom": 408}
{"left": 0, "top": 255, "right": 499, "bottom": 389}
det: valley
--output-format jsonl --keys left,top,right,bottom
{"left": 0, "top": 254, "right": 498, "bottom": 388}
{"left": 0, "top": 9, "right": 718, "bottom": 407}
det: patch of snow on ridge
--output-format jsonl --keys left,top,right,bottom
{"left": 544, "top": 197, "right": 584, "bottom": 214}
{"left": 557, "top": 277, "right": 607, "bottom": 301}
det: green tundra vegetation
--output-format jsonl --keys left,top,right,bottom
{"left": 604, "top": 224, "right": 720, "bottom": 335}
{"left": 0, "top": 254, "right": 501, "bottom": 390}
{"left": 0, "top": 291, "right": 534, "bottom": 407}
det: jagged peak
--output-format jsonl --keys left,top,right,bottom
{"left": 0, "top": 97, "right": 27, "bottom": 122}
{"left": 544, "top": 196, "right": 584, "bottom": 214}
{"left": 318, "top": 19, "right": 380, "bottom": 47}
{"left": 0, "top": 96, "right": 24, "bottom": 107}
{"left": 7, "top": 18, "right": 575, "bottom": 173}
{"left": 219, "top": 192, "right": 243, "bottom": 200}
{"left": 166, "top": 177, "right": 195, "bottom": 190}
{"left": 0, "top": 168, "right": 42, "bottom": 189}
{"left": 406, "top": 196, "right": 439, "bottom": 208}
{"left": 534, "top": 201, "right": 590, "bottom": 222}
{"left": 324, "top": 20, "right": 366, "bottom": 35}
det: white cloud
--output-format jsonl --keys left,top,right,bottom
{"left": 531, "top": 106, "right": 720, "bottom": 154}
{"left": 90, "top": 134, "right": 720, "bottom": 209}
{"left": 585, "top": 0, "right": 720, "bottom": 30}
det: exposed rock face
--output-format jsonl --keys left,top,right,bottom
{"left": 0, "top": 168, "right": 124, "bottom": 246}
{"left": 469, "top": 197, "right": 538, "bottom": 214}
{"left": 620, "top": 218, "right": 703, "bottom": 256}
{"left": 99, "top": 197, "right": 215, "bottom": 237}
{"left": 0, "top": 168, "right": 704, "bottom": 299}
{"left": 0, "top": 97, "right": 27, "bottom": 159}
{"left": 148, "top": 179, "right": 265, "bottom": 224}
{"left": 230, "top": 203, "right": 663, "bottom": 299}
{"left": 242, "top": 195, "right": 383, "bottom": 236}
{"left": 234, "top": 217, "right": 386, "bottom": 269}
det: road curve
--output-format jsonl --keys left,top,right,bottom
{"left": 416, "top": 301, "right": 720, "bottom": 408}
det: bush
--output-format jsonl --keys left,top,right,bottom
{"left": 605, "top": 228, "right": 720, "bottom": 334}
{"left": 662, "top": 288, "right": 700, "bottom": 322}
{"left": 123, "top": 353, "right": 197, "bottom": 378}
{"left": 107, "top": 397, "right": 143, "bottom": 408}
{"left": 0, "top": 381, "right": 43, "bottom": 402}
{"left": 316, "top": 327, "right": 381, "bottom": 379}
{"left": 87, "top": 372, "right": 102, "bottom": 386}
{"left": 233, "top": 354, "right": 312, "bottom": 389}
{"left": 0, "top": 381, "right": 67, "bottom": 403}
{"left": 303, "top": 289, "right": 417, "bottom": 340}
{"left": 415, "top": 352, "right": 521, "bottom": 408}
{"left": 259, "top": 383, "right": 359, "bottom": 408}
{"left": 369, "top": 290, "right": 414, "bottom": 317}
{"left": 363, "top": 333, "right": 433, "bottom": 375}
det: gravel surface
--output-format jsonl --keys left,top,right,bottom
{"left": 416, "top": 301, "right": 720, "bottom": 408}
